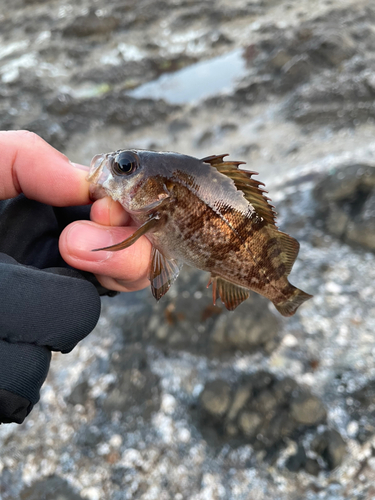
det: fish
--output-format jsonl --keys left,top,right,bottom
{"left": 88, "top": 150, "right": 312, "bottom": 316}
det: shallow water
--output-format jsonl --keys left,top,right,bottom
{"left": 128, "top": 49, "right": 248, "bottom": 104}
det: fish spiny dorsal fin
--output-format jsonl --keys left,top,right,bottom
{"left": 201, "top": 155, "right": 277, "bottom": 226}
{"left": 201, "top": 154, "right": 229, "bottom": 165}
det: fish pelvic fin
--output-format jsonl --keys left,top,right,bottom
{"left": 209, "top": 276, "right": 250, "bottom": 311}
{"left": 92, "top": 216, "right": 159, "bottom": 252}
{"left": 273, "top": 286, "right": 313, "bottom": 317}
{"left": 149, "top": 247, "right": 183, "bottom": 300}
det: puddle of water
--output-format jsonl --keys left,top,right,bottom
{"left": 128, "top": 49, "right": 248, "bottom": 105}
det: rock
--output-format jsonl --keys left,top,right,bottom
{"left": 285, "top": 444, "right": 307, "bottom": 472}
{"left": 264, "top": 410, "right": 297, "bottom": 445}
{"left": 19, "top": 476, "right": 83, "bottom": 500}
{"left": 111, "top": 267, "right": 280, "bottom": 358}
{"left": 313, "top": 164, "right": 375, "bottom": 252}
{"left": 290, "top": 390, "right": 326, "bottom": 425}
{"left": 102, "top": 345, "right": 161, "bottom": 420}
{"left": 312, "top": 430, "right": 346, "bottom": 470}
{"left": 286, "top": 71, "right": 375, "bottom": 127}
{"left": 226, "top": 384, "right": 253, "bottom": 421}
{"left": 305, "top": 458, "right": 321, "bottom": 476}
{"left": 345, "top": 379, "right": 375, "bottom": 443}
{"left": 62, "top": 11, "right": 120, "bottom": 38}
{"left": 24, "top": 116, "right": 69, "bottom": 151}
{"left": 197, "top": 372, "right": 328, "bottom": 461}
{"left": 238, "top": 411, "right": 262, "bottom": 438}
{"left": 200, "top": 380, "right": 232, "bottom": 419}
{"left": 67, "top": 380, "right": 89, "bottom": 406}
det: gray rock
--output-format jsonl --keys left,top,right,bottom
{"left": 345, "top": 379, "right": 375, "bottom": 443}
{"left": 19, "top": 476, "right": 82, "bottom": 500}
{"left": 197, "top": 371, "right": 328, "bottom": 462}
{"left": 238, "top": 411, "right": 262, "bottom": 438}
{"left": 102, "top": 345, "right": 161, "bottom": 419}
{"left": 312, "top": 430, "right": 347, "bottom": 470}
{"left": 67, "top": 380, "right": 89, "bottom": 406}
{"left": 76, "top": 425, "right": 103, "bottom": 448}
{"left": 290, "top": 390, "right": 327, "bottom": 425}
{"left": 200, "top": 380, "right": 232, "bottom": 419}
{"left": 62, "top": 11, "right": 120, "bottom": 38}
{"left": 285, "top": 444, "right": 307, "bottom": 472}
{"left": 313, "top": 164, "right": 375, "bottom": 252}
{"left": 305, "top": 458, "right": 321, "bottom": 476}
{"left": 226, "top": 384, "right": 253, "bottom": 421}
{"left": 111, "top": 267, "right": 280, "bottom": 358}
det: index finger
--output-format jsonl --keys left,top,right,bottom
{"left": 0, "top": 130, "right": 91, "bottom": 206}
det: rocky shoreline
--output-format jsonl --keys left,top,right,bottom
{"left": 1, "top": 0, "right": 375, "bottom": 499}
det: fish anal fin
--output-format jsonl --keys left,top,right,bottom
{"left": 149, "top": 247, "right": 183, "bottom": 300}
{"left": 209, "top": 276, "right": 249, "bottom": 311}
{"left": 202, "top": 156, "right": 277, "bottom": 226}
{"left": 274, "top": 286, "right": 313, "bottom": 317}
{"left": 92, "top": 217, "right": 159, "bottom": 252}
{"left": 267, "top": 229, "right": 300, "bottom": 276}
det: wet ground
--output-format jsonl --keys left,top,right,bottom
{"left": 1, "top": 0, "right": 375, "bottom": 499}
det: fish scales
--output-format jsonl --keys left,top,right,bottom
{"left": 88, "top": 149, "right": 312, "bottom": 316}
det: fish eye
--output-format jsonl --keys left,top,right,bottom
{"left": 113, "top": 151, "right": 139, "bottom": 176}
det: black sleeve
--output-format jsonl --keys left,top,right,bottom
{"left": 0, "top": 195, "right": 108, "bottom": 424}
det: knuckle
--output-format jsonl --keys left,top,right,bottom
{"left": 17, "top": 130, "right": 43, "bottom": 147}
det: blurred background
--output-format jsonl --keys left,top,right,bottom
{"left": 1, "top": 0, "right": 375, "bottom": 498}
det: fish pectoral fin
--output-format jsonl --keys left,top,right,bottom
{"left": 92, "top": 216, "right": 160, "bottom": 252}
{"left": 149, "top": 247, "right": 183, "bottom": 301}
{"left": 209, "top": 276, "right": 249, "bottom": 311}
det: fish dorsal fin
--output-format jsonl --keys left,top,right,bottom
{"left": 201, "top": 155, "right": 277, "bottom": 226}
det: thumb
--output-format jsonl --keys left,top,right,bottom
{"left": 59, "top": 221, "right": 151, "bottom": 292}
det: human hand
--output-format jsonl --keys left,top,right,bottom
{"left": 0, "top": 131, "right": 151, "bottom": 423}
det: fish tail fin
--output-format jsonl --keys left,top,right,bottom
{"left": 273, "top": 286, "right": 312, "bottom": 317}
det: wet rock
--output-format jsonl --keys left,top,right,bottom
{"left": 109, "top": 267, "right": 280, "bottom": 358}
{"left": 312, "top": 430, "right": 347, "bottom": 470}
{"left": 286, "top": 68, "right": 375, "bottom": 127}
{"left": 254, "top": 19, "right": 356, "bottom": 95}
{"left": 290, "top": 390, "right": 326, "bottom": 425}
{"left": 62, "top": 11, "right": 120, "bottom": 38}
{"left": 226, "top": 384, "right": 252, "bottom": 421}
{"left": 168, "top": 118, "right": 191, "bottom": 134}
{"left": 238, "top": 411, "right": 262, "bottom": 438}
{"left": 67, "top": 380, "right": 89, "bottom": 406}
{"left": 345, "top": 379, "right": 375, "bottom": 443}
{"left": 313, "top": 164, "right": 375, "bottom": 252}
{"left": 24, "top": 116, "right": 69, "bottom": 151}
{"left": 305, "top": 458, "right": 321, "bottom": 476}
{"left": 76, "top": 425, "right": 103, "bottom": 448}
{"left": 197, "top": 371, "right": 328, "bottom": 461}
{"left": 19, "top": 476, "right": 82, "bottom": 500}
{"left": 285, "top": 444, "right": 307, "bottom": 472}
{"left": 102, "top": 345, "right": 160, "bottom": 420}
{"left": 196, "top": 129, "right": 214, "bottom": 147}
{"left": 200, "top": 380, "right": 232, "bottom": 419}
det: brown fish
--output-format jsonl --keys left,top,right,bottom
{"left": 88, "top": 150, "right": 312, "bottom": 316}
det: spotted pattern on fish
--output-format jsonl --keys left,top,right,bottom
{"left": 88, "top": 149, "right": 312, "bottom": 316}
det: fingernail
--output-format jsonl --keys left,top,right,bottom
{"left": 66, "top": 222, "right": 114, "bottom": 262}
{"left": 70, "top": 161, "right": 90, "bottom": 172}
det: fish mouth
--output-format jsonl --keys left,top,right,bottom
{"left": 88, "top": 153, "right": 111, "bottom": 201}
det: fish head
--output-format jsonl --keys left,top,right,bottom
{"left": 88, "top": 149, "right": 170, "bottom": 214}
